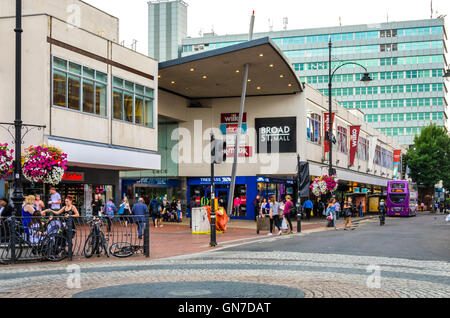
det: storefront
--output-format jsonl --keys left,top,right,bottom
{"left": 187, "top": 176, "right": 256, "bottom": 220}
{"left": 3, "top": 167, "right": 119, "bottom": 216}
{"left": 256, "top": 177, "right": 295, "bottom": 201}
{"left": 121, "top": 178, "right": 181, "bottom": 205}
{"left": 187, "top": 176, "right": 296, "bottom": 220}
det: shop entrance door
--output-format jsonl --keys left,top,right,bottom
{"left": 216, "top": 189, "right": 229, "bottom": 210}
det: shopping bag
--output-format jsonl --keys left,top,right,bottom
{"left": 445, "top": 214, "right": 450, "bottom": 223}
{"left": 281, "top": 218, "right": 288, "bottom": 230}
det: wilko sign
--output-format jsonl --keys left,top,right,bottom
{"left": 62, "top": 172, "right": 84, "bottom": 182}
{"left": 220, "top": 113, "right": 247, "bottom": 135}
{"left": 221, "top": 113, "right": 247, "bottom": 124}
{"left": 349, "top": 126, "right": 361, "bottom": 166}
{"left": 324, "top": 113, "right": 335, "bottom": 153}
{"left": 225, "top": 146, "right": 253, "bottom": 157}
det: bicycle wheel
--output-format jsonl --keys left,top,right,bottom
{"left": 109, "top": 242, "right": 134, "bottom": 258}
{"left": 100, "top": 233, "right": 109, "bottom": 258}
{"left": 43, "top": 234, "right": 67, "bottom": 262}
{"left": 83, "top": 233, "right": 98, "bottom": 258}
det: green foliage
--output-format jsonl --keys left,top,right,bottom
{"left": 404, "top": 124, "right": 450, "bottom": 191}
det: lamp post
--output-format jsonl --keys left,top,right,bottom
{"left": 327, "top": 40, "right": 372, "bottom": 179}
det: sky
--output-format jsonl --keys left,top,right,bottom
{"left": 83, "top": 0, "right": 450, "bottom": 55}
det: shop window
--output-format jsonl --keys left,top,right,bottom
{"left": 337, "top": 126, "right": 348, "bottom": 154}
{"left": 113, "top": 76, "right": 154, "bottom": 128}
{"left": 306, "top": 113, "right": 321, "bottom": 144}
{"left": 52, "top": 56, "right": 108, "bottom": 117}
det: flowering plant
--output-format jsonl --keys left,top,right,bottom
{"left": 310, "top": 175, "right": 339, "bottom": 197}
{"left": 0, "top": 143, "right": 14, "bottom": 180}
{"left": 22, "top": 145, "right": 68, "bottom": 184}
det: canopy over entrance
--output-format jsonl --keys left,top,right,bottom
{"left": 158, "top": 37, "right": 303, "bottom": 99}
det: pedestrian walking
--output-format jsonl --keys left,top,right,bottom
{"left": 149, "top": 196, "right": 159, "bottom": 227}
{"left": 326, "top": 198, "right": 337, "bottom": 230}
{"left": 283, "top": 195, "right": 295, "bottom": 234}
{"left": 253, "top": 195, "right": 261, "bottom": 221}
{"left": 318, "top": 200, "right": 326, "bottom": 219}
{"left": 358, "top": 202, "right": 364, "bottom": 217}
{"left": 103, "top": 198, "right": 117, "bottom": 232}
{"left": 118, "top": 196, "right": 132, "bottom": 226}
{"left": 379, "top": 199, "right": 387, "bottom": 226}
{"left": 335, "top": 200, "right": 341, "bottom": 220}
{"left": 132, "top": 198, "right": 148, "bottom": 240}
{"left": 343, "top": 198, "right": 356, "bottom": 230}
{"left": 269, "top": 195, "right": 282, "bottom": 236}
{"left": 302, "top": 199, "right": 313, "bottom": 221}
{"left": 177, "top": 199, "right": 182, "bottom": 223}
{"left": 233, "top": 196, "right": 241, "bottom": 217}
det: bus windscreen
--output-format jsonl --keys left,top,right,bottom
{"left": 388, "top": 193, "right": 407, "bottom": 204}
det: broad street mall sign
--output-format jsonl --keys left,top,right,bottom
{"left": 255, "top": 117, "right": 297, "bottom": 153}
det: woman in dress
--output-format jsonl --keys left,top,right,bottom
{"left": 326, "top": 198, "right": 337, "bottom": 230}
{"left": 22, "top": 195, "right": 36, "bottom": 236}
{"left": 119, "top": 196, "right": 132, "bottom": 227}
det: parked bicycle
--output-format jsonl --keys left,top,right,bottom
{"left": 0, "top": 217, "right": 68, "bottom": 264}
{"left": 109, "top": 242, "right": 143, "bottom": 258}
{"left": 83, "top": 217, "right": 109, "bottom": 258}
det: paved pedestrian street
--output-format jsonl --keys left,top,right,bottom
{"left": 0, "top": 213, "right": 449, "bottom": 298}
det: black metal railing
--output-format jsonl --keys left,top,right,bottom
{"left": 0, "top": 214, "right": 150, "bottom": 264}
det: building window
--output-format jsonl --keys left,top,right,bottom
{"left": 52, "top": 56, "right": 107, "bottom": 117}
{"left": 306, "top": 113, "right": 321, "bottom": 144}
{"left": 113, "top": 77, "right": 154, "bottom": 128}
{"left": 357, "top": 137, "right": 369, "bottom": 161}
{"left": 337, "top": 126, "right": 348, "bottom": 154}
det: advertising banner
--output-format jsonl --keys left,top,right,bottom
{"left": 393, "top": 150, "right": 402, "bottom": 179}
{"left": 349, "top": 126, "right": 361, "bottom": 166}
{"left": 255, "top": 117, "right": 297, "bottom": 153}
{"left": 324, "top": 113, "right": 335, "bottom": 153}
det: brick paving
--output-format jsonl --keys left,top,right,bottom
{"left": 6, "top": 215, "right": 445, "bottom": 298}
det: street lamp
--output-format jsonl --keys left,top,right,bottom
{"left": 327, "top": 40, "right": 372, "bottom": 179}
{"left": 443, "top": 66, "right": 450, "bottom": 78}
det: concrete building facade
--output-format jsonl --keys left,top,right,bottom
{"left": 181, "top": 19, "right": 449, "bottom": 146}
{"left": 148, "top": 0, "right": 188, "bottom": 62}
{"left": 0, "top": 0, "right": 160, "bottom": 214}
{"left": 126, "top": 38, "right": 405, "bottom": 220}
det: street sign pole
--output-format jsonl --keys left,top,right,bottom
{"left": 296, "top": 154, "right": 302, "bottom": 233}
{"left": 210, "top": 133, "right": 217, "bottom": 247}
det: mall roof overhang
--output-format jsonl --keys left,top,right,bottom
{"left": 158, "top": 37, "right": 303, "bottom": 99}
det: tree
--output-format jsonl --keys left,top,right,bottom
{"left": 404, "top": 124, "right": 450, "bottom": 193}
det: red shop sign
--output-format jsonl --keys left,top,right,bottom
{"left": 62, "top": 172, "right": 85, "bottom": 182}
{"left": 225, "top": 146, "right": 252, "bottom": 157}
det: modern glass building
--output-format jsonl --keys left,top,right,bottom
{"left": 180, "top": 19, "right": 448, "bottom": 145}
{"left": 148, "top": 0, "right": 188, "bottom": 62}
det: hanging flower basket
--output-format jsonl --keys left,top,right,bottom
{"left": 310, "top": 175, "right": 339, "bottom": 197}
{"left": 22, "top": 145, "right": 68, "bottom": 184}
{"left": 0, "top": 143, "right": 14, "bottom": 180}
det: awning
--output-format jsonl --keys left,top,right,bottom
{"left": 48, "top": 137, "right": 161, "bottom": 171}
{"left": 158, "top": 37, "right": 303, "bottom": 99}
